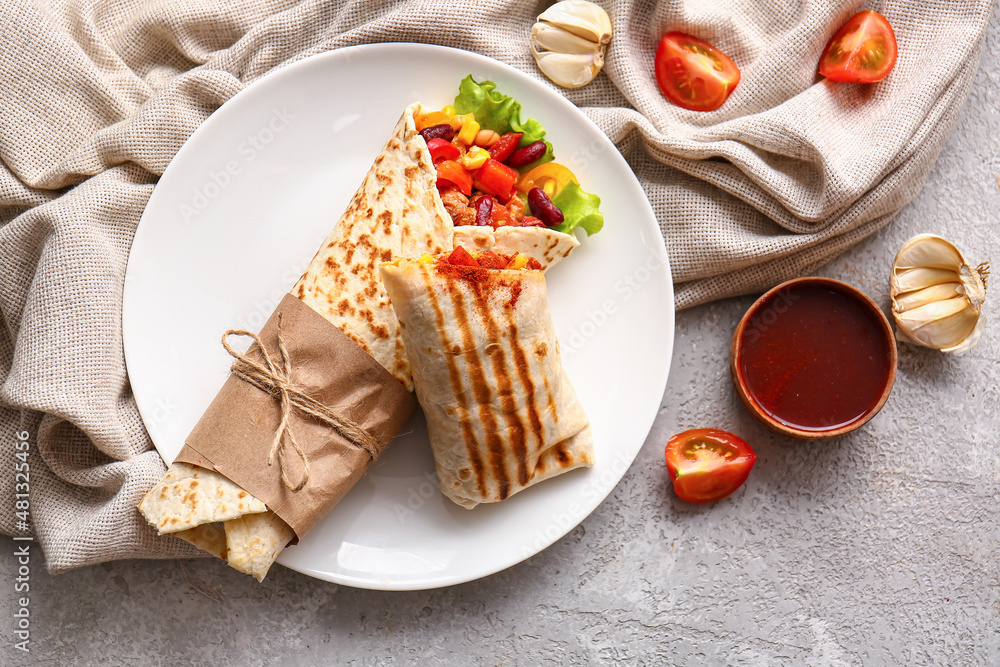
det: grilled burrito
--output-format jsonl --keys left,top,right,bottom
{"left": 380, "top": 247, "right": 594, "bottom": 508}
{"left": 139, "top": 102, "right": 453, "bottom": 580}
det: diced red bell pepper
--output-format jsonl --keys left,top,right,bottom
{"left": 426, "top": 137, "right": 461, "bottom": 163}
{"left": 446, "top": 246, "right": 480, "bottom": 267}
{"left": 436, "top": 160, "right": 473, "bottom": 196}
{"left": 474, "top": 158, "right": 518, "bottom": 202}
{"left": 489, "top": 132, "right": 523, "bottom": 163}
{"left": 520, "top": 216, "right": 546, "bottom": 228}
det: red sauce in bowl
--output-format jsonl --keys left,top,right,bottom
{"left": 731, "top": 278, "right": 895, "bottom": 436}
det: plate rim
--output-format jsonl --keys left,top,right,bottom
{"left": 123, "top": 42, "right": 675, "bottom": 590}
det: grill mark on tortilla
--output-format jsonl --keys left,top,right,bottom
{"left": 555, "top": 443, "right": 570, "bottom": 467}
{"left": 507, "top": 321, "right": 544, "bottom": 482}
{"left": 471, "top": 286, "right": 530, "bottom": 487}
{"left": 543, "top": 374, "right": 557, "bottom": 424}
{"left": 450, "top": 283, "right": 510, "bottom": 500}
{"left": 423, "top": 269, "right": 487, "bottom": 499}
{"left": 378, "top": 210, "right": 393, "bottom": 235}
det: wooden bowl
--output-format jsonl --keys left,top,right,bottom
{"left": 729, "top": 277, "right": 896, "bottom": 439}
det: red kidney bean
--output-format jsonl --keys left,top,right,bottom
{"left": 419, "top": 124, "right": 455, "bottom": 143}
{"left": 505, "top": 141, "right": 546, "bottom": 168}
{"left": 527, "top": 188, "right": 563, "bottom": 226}
{"left": 474, "top": 196, "right": 494, "bottom": 226}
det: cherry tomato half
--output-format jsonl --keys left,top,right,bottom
{"left": 664, "top": 429, "right": 756, "bottom": 503}
{"left": 819, "top": 10, "right": 897, "bottom": 84}
{"left": 654, "top": 32, "right": 741, "bottom": 112}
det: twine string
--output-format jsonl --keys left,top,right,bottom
{"left": 221, "top": 315, "right": 383, "bottom": 492}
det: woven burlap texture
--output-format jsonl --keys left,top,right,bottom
{"left": 0, "top": 0, "right": 993, "bottom": 572}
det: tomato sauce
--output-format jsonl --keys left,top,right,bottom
{"left": 736, "top": 281, "right": 893, "bottom": 432}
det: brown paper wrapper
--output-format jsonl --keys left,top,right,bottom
{"left": 175, "top": 293, "right": 416, "bottom": 541}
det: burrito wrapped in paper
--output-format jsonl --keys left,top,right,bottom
{"left": 138, "top": 102, "right": 453, "bottom": 580}
{"left": 380, "top": 247, "right": 594, "bottom": 508}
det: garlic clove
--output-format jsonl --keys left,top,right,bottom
{"left": 531, "top": 22, "right": 602, "bottom": 55}
{"left": 531, "top": 0, "right": 612, "bottom": 89}
{"left": 532, "top": 50, "right": 602, "bottom": 89}
{"left": 889, "top": 233, "right": 990, "bottom": 354}
{"left": 891, "top": 267, "right": 961, "bottom": 293}
{"left": 893, "top": 233, "right": 965, "bottom": 270}
{"left": 892, "top": 281, "right": 964, "bottom": 312}
{"left": 537, "top": 0, "right": 613, "bottom": 45}
{"left": 942, "top": 316, "right": 985, "bottom": 354}
{"left": 895, "top": 297, "right": 979, "bottom": 349}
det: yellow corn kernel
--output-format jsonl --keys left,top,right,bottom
{"left": 456, "top": 119, "right": 481, "bottom": 146}
{"left": 461, "top": 145, "right": 490, "bottom": 170}
{"left": 509, "top": 253, "right": 529, "bottom": 270}
{"left": 441, "top": 105, "right": 456, "bottom": 116}
{"left": 417, "top": 253, "right": 434, "bottom": 263}
{"left": 543, "top": 180, "right": 556, "bottom": 197}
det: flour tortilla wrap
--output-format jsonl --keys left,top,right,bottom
{"left": 453, "top": 226, "right": 579, "bottom": 271}
{"left": 295, "top": 102, "right": 452, "bottom": 391}
{"left": 380, "top": 252, "right": 594, "bottom": 509}
{"left": 139, "top": 102, "right": 453, "bottom": 579}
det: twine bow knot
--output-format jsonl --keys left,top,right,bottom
{"left": 221, "top": 315, "right": 383, "bottom": 491}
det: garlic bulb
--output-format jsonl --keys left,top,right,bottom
{"left": 889, "top": 234, "right": 990, "bottom": 354}
{"left": 531, "top": 1, "right": 613, "bottom": 89}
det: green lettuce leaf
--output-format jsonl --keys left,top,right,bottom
{"left": 454, "top": 74, "right": 603, "bottom": 236}
{"left": 454, "top": 75, "right": 545, "bottom": 143}
{"left": 551, "top": 181, "right": 604, "bottom": 237}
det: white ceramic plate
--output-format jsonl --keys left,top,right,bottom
{"left": 124, "top": 43, "right": 673, "bottom": 590}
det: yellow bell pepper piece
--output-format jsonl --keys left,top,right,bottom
{"left": 517, "top": 163, "right": 579, "bottom": 196}
{"left": 417, "top": 111, "right": 462, "bottom": 131}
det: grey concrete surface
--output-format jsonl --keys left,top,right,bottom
{"left": 3, "top": 13, "right": 999, "bottom": 667}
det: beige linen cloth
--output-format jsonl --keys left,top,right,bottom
{"left": 0, "top": 0, "right": 993, "bottom": 572}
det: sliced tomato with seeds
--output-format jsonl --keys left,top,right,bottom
{"left": 819, "top": 10, "right": 898, "bottom": 84}
{"left": 654, "top": 32, "right": 741, "bottom": 112}
{"left": 664, "top": 428, "right": 756, "bottom": 503}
